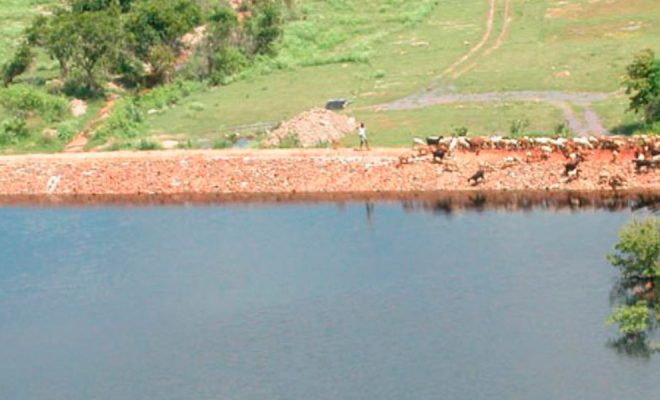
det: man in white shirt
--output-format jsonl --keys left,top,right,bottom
{"left": 358, "top": 122, "right": 369, "bottom": 150}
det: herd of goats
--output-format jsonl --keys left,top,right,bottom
{"left": 396, "top": 134, "right": 660, "bottom": 187}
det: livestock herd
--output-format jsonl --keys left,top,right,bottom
{"left": 397, "top": 134, "right": 660, "bottom": 187}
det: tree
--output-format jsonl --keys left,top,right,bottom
{"left": 607, "top": 217, "right": 660, "bottom": 280}
{"left": 124, "top": 0, "right": 201, "bottom": 59}
{"left": 245, "top": 0, "right": 283, "bottom": 56}
{"left": 36, "top": 12, "right": 80, "bottom": 77}
{"left": 2, "top": 42, "right": 34, "bottom": 87}
{"left": 623, "top": 49, "right": 660, "bottom": 124}
{"left": 69, "top": 9, "right": 124, "bottom": 91}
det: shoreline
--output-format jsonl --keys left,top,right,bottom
{"left": 0, "top": 148, "right": 658, "bottom": 202}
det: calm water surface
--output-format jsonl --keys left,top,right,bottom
{"left": 0, "top": 202, "right": 657, "bottom": 400}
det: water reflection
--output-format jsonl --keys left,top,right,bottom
{"left": 2, "top": 191, "right": 660, "bottom": 214}
{"left": 607, "top": 275, "right": 660, "bottom": 359}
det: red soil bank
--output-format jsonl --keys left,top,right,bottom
{"left": 0, "top": 148, "right": 658, "bottom": 196}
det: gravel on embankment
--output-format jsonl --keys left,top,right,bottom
{"left": 0, "top": 148, "right": 658, "bottom": 197}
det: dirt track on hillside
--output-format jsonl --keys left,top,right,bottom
{"left": 0, "top": 148, "right": 657, "bottom": 197}
{"left": 371, "top": 0, "right": 612, "bottom": 136}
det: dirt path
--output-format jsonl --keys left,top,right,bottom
{"left": 452, "top": 0, "right": 513, "bottom": 79}
{"left": 375, "top": 90, "right": 612, "bottom": 136}
{"left": 65, "top": 95, "right": 118, "bottom": 153}
{"left": 435, "top": 0, "right": 497, "bottom": 81}
{"left": 370, "top": 0, "right": 612, "bottom": 136}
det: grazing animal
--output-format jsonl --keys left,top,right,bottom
{"left": 633, "top": 159, "right": 655, "bottom": 173}
{"left": 432, "top": 149, "right": 447, "bottom": 163}
{"left": 611, "top": 150, "right": 619, "bottom": 164}
{"left": 426, "top": 136, "right": 442, "bottom": 146}
{"left": 413, "top": 137, "right": 426, "bottom": 147}
{"left": 468, "top": 137, "right": 485, "bottom": 155}
{"left": 467, "top": 170, "right": 485, "bottom": 186}
{"left": 563, "top": 158, "right": 582, "bottom": 177}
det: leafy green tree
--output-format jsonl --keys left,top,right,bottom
{"left": 146, "top": 44, "right": 176, "bottom": 86}
{"left": 36, "top": 12, "right": 80, "bottom": 77}
{"left": 624, "top": 49, "right": 660, "bottom": 124}
{"left": 2, "top": 42, "right": 34, "bottom": 87}
{"left": 125, "top": 0, "right": 201, "bottom": 59}
{"left": 246, "top": 0, "right": 283, "bottom": 56}
{"left": 69, "top": 8, "right": 124, "bottom": 91}
{"left": 607, "top": 217, "right": 660, "bottom": 280}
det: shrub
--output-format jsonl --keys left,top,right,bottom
{"left": 95, "top": 97, "right": 144, "bottom": 139}
{"left": 0, "top": 115, "right": 29, "bottom": 144}
{"left": 208, "top": 47, "right": 250, "bottom": 85}
{"left": 509, "top": 118, "right": 530, "bottom": 137}
{"left": 139, "top": 79, "right": 204, "bottom": 110}
{"left": 277, "top": 134, "right": 301, "bottom": 148}
{"left": 136, "top": 138, "right": 161, "bottom": 150}
{"left": 56, "top": 120, "right": 78, "bottom": 142}
{"left": 2, "top": 42, "right": 34, "bottom": 87}
{"left": 453, "top": 126, "right": 468, "bottom": 137}
{"left": 607, "top": 301, "right": 651, "bottom": 338}
{"left": 212, "top": 137, "right": 231, "bottom": 149}
{"left": 554, "top": 122, "right": 571, "bottom": 137}
{"left": 0, "top": 84, "right": 68, "bottom": 122}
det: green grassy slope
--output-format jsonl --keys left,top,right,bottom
{"left": 146, "top": 0, "right": 659, "bottom": 145}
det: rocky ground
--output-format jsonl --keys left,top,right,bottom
{"left": 0, "top": 148, "right": 657, "bottom": 197}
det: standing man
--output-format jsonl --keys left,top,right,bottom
{"left": 358, "top": 122, "right": 370, "bottom": 151}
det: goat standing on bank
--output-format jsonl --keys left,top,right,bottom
{"left": 468, "top": 170, "right": 485, "bottom": 186}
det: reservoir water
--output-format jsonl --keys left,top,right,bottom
{"left": 0, "top": 198, "right": 658, "bottom": 399}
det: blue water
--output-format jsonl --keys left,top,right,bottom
{"left": 0, "top": 202, "right": 657, "bottom": 400}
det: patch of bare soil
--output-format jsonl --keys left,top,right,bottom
{"left": 265, "top": 108, "right": 357, "bottom": 147}
{"left": 70, "top": 99, "right": 88, "bottom": 117}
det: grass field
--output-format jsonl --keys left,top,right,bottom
{"left": 0, "top": 0, "right": 659, "bottom": 152}
{"left": 144, "top": 0, "right": 660, "bottom": 146}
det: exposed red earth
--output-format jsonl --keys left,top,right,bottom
{"left": 0, "top": 147, "right": 657, "bottom": 197}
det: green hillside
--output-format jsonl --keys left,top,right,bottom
{"left": 0, "top": 0, "right": 658, "bottom": 153}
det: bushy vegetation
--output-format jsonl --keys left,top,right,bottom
{"left": 15, "top": 0, "right": 286, "bottom": 93}
{"left": 0, "top": 84, "right": 68, "bottom": 122}
{"left": 606, "top": 218, "right": 660, "bottom": 356}
{"left": 624, "top": 49, "right": 660, "bottom": 129}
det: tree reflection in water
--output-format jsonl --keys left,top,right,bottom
{"left": 606, "top": 217, "right": 660, "bottom": 359}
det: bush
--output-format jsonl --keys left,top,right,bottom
{"left": 554, "top": 122, "right": 570, "bottom": 137}
{"left": 95, "top": 97, "right": 144, "bottom": 139}
{"left": 212, "top": 137, "right": 231, "bottom": 149}
{"left": 277, "top": 134, "right": 301, "bottom": 148}
{"left": 136, "top": 138, "right": 161, "bottom": 150}
{"left": 509, "top": 118, "right": 530, "bottom": 137}
{"left": 607, "top": 301, "right": 651, "bottom": 338}
{"left": 453, "top": 126, "right": 468, "bottom": 137}
{"left": 139, "top": 79, "right": 204, "bottom": 110}
{"left": 0, "top": 116, "right": 29, "bottom": 144}
{"left": 56, "top": 120, "right": 78, "bottom": 142}
{"left": 0, "top": 84, "right": 68, "bottom": 122}
{"left": 208, "top": 47, "right": 250, "bottom": 85}
{"left": 2, "top": 42, "right": 33, "bottom": 87}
